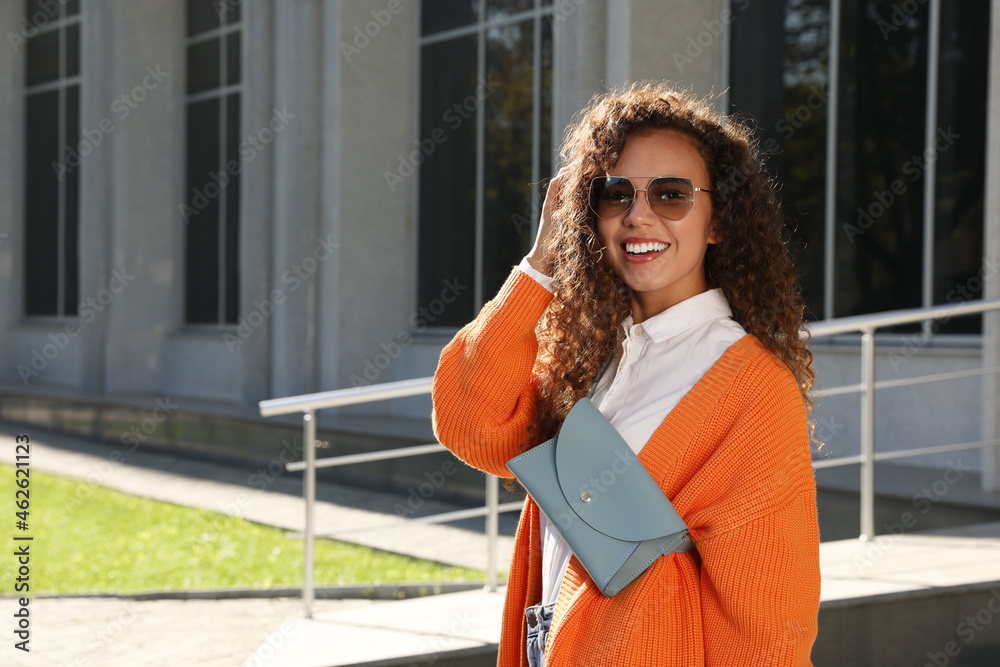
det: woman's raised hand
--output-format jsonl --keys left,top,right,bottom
{"left": 525, "top": 167, "right": 569, "bottom": 276}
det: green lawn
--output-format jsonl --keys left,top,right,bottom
{"left": 0, "top": 464, "right": 483, "bottom": 595}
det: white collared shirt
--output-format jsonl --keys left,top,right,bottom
{"left": 517, "top": 257, "right": 747, "bottom": 604}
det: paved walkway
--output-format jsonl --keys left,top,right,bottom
{"left": 0, "top": 424, "right": 517, "bottom": 572}
{"left": 5, "top": 425, "right": 1000, "bottom": 666}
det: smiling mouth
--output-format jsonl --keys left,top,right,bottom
{"left": 623, "top": 241, "right": 669, "bottom": 256}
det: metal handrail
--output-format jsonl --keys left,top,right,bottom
{"left": 802, "top": 297, "right": 1000, "bottom": 337}
{"left": 803, "top": 297, "right": 1000, "bottom": 540}
{"left": 259, "top": 297, "right": 1000, "bottom": 617}
{"left": 258, "top": 377, "right": 513, "bottom": 619}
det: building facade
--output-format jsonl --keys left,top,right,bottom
{"left": 0, "top": 0, "right": 997, "bottom": 489}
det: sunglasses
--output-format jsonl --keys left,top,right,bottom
{"left": 589, "top": 176, "right": 713, "bottom": 220}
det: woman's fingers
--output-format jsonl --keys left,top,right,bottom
{"left": 526, "top": 167, "right": 569, "bottom": 274}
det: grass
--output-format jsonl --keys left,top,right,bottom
{"left": 0, "top": 464, "right": 484, "bottom": 595}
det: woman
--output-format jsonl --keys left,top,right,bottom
{"left": 432, "top": 83, "right": 821, "bottom": 666}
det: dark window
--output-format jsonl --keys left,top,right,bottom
{"left": 418, "top": 2, "right": 554, "bottom": 328}
{"left": 183, "top": 0, "right": 242, "bottom": 325}
{"left": 23, "top": 0, "right": 81, "bottom": 317}
{"left": 730, "top": 0, "right": 988, "bottom": 333}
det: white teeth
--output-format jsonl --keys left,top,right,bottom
{"left": 625, "top": 242, "right": 668, "bottom": 255}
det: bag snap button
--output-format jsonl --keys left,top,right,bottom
{"left": 581, "top": 492, "right": 592, "bottom": 503}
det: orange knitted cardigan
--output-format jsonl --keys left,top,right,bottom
{"left": 431, "top": 267, "right": 821, "bottom": 666}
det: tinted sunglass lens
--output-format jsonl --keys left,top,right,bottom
{"left": 591, "top": 177, "right": 635, "bottom": 218}
{"left": 648, "top": 178, "right": 695, "bottom": 220}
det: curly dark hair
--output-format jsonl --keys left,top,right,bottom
{"left": 528, "top": 81, "right": 815, "bottom": 447}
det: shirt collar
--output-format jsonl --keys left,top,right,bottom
{"left": 621, "top": 288, "right": 734, "bottom": 343}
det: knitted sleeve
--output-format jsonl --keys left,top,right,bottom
{"left": 431, "top": 267, "right": 554, "bottom": 478}
{"left": 693, "top": 355, "right": 822, "bottom": 666}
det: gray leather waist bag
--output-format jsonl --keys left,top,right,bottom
{"left": 506, "top": 397, "right": 693, "bottom": 597}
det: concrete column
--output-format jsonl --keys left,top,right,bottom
{"left": 332, "top": 1, "right": 415, "bottom": 396}
{"left": 317, "top": 0, "right": 342, "bottom": 395}
{"left": 238, "top": 0, "right": 276, "bottom": 408}
{"left": 0, "top": 1, "right": 24, "bottom": 384}
{"left": 271, "top": 0, "right": 323, "bottom": 398}
{"left": 983, "top": 0, "right": 1000, "bottom": 492}
{"left": 76, "top": 0, "right": 115, "bottom": 394}
{"left": 608, "top": 0, "right": 726, "bottom": 98}
{"left": 552, "top": 0, "right": 607, "bottom": 151}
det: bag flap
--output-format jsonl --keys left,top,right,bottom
{"left": 554, "top": 398, "right": 687, "bottom": 541}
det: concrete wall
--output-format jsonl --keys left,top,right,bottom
{"left": 811, "top": 343, "right": 984, "bottom": 471}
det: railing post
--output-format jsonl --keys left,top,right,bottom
{"left": 303, "top": 410, "right": 316, "bottom": 618}
{"left": 860, "top": 331, "right": 876, "bottom": 540}
{"left": 485, "top": 474, "right": 499, "bottom": 592}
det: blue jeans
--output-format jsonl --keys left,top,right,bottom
{"left": 525, "top": 602, "right": 556, "bottom": 667}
